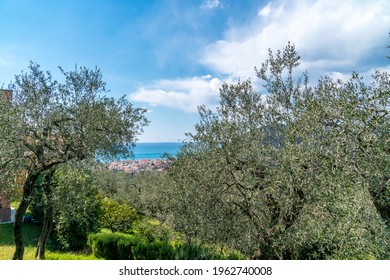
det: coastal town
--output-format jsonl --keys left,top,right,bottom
{"left": 106, "top": 159, "right": 171, "bottom": 175}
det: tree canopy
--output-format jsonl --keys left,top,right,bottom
{"left": 168, "top": 42, "right": 389, "bottom": 259}
{"left": 0, "top": 62, "right": 149, "bottom": 259}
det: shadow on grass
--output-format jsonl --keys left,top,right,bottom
{"left": 0, "top": 223, "right": 42, "bottom": 247}
{"left": 0, "top": 223, "right": 99, "bottom": 260}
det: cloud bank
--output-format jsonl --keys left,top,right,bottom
{"left": 131, "top": 0, "right": 390, "bottom": 113}
{"left": 203, "top": 0, "right": 390, "bottom": 78}
{"left": 130, "top": 76, "right": 222, "bottom": 113}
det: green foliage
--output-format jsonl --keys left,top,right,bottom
{"left": 0, "top": 62, "right": 148, "bottom": 259}
{"left": 168, "top": 42, "right": 389, "bottom": 259}
{"left": 1, "top": 62, "right": 149, "bottom": 184}
{"left": 93, "top": 167, "right": 134, "bottom": 198}
{"left": 52, "top": 164, "right": 102, "bottom": 251}
{"left": 131, "top": 218, "right": 181, "bottom": 243}
{"left": 88, "top": 231, "right": 175, "bottom": 260}
{"left": 29, "top": 187, "right": 45, "bottom": 223}
{"left": 100, "top": 198, "right": 139, "bottom": 233}
{"left": 87, "top": 231, "right": 246, "bottom": 260}
{"left": 94, "top": 169, "right": 173, "bottom": 222}
{"left": 88, "top": 232, "right": 128, "bottom": 259}
{"left": 130, "top": 239, "right": 175, "bottom": 260}
{"left": 124, "top": 172, "right": 173, "bottom": 220}
{"left": 0, "top": 223, "right": 100, "bottom": 260}
{"left": 173, "top": 242, "right": 246, "bottom": 260}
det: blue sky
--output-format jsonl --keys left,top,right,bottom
{"left": 1, "top": 0, "right": 389, "bottom": 142}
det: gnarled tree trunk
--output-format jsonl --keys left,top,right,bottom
{"left": 13, "top": 198, "right": 30, "bottom": 260}
{"left": 13, "top": 171, "right": 40, "bottom": 260}
{"left": 35, "top": 200, "right": 53, "bottom": 259}
{"left": 35, "top": 172, "right": 55, "bottom": 260}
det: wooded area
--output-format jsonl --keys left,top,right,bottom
{"left": 0, "top": 41, "right": 389, "bottom": 260}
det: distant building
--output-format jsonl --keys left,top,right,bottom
{"left": 0, "top": 90, "right": 13, "bottom": 223}
{"left": 0, "top": 89, "right": 13, "bottom": 102}
{"left": 0, "top": 192, "right": 11, "bottom": 223}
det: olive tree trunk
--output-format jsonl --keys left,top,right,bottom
{"left": 13, "top": 171, "right": 40, "bottom": 260}
{"left": 35, "top": 185, "right": 54, "bottom": 260}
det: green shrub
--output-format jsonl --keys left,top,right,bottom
{"left": 88, "top": 232, "right": 174, "bottom": 260}
{"left": 88, "top": 232, "right": 124, "bottom": 259}
{"left": 88, "top": 231, "right": 246, "bottom": 260}
{"left": 131, "top": 239, "right": 175, "bottom": 260}
{"left": 174, "top": 242, "right": 246, "bottom": 260}
{"left": 52, "top": 165, "right": 102, "bottom": 251}
{"left": 131, "top": 219, "right": 180, "bottom": 242}
{"left": 100, "top": 198, "right": 139, "bottom": 233}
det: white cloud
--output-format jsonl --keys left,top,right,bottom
{"left": 131, "top": 0, "right": 390, "bottom": 115}
{"left": 258, "top": 2, "right": 272, "bottom": 18}
{"left": 202, "top": 0, "right": 390, "bottom": 81}
{"left": 130, "top": 76, "right": 223, "bottom": 113}
{"left": 202, "top": 0, "right": 223, "bottom": 10}
{"left": 326, "top": 71, "right": 350, "bottom": 82}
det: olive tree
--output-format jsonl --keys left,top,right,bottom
{"left": 169, "top": 42, "right": 389, "bottom": 259}
{"left": 93, "top": 163, "right": 175, "bottom": 222}
{"left": 0, "top": 62, "right": 148, "bottom": 259}
{"left": 168, "top": 80, "right": 267, "bottom": 251}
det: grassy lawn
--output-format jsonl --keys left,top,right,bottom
{"left": 0, "top": 223, "right": 41, "bottom": 260}
{"left": 0, "top": 223, "right": 99, "bottom": 260}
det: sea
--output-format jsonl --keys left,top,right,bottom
{"left": 132, "top": 142, "right": 183, "bottom": 160}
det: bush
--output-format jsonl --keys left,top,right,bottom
{"left": 131, "top": 219, "right": 180, "bottom": 242}
{"left": 88, "top": 232, "right": 169, "bottom": 260}
{"left": 131, "top": 239, "right": 175, "bottom": 260}
{"left": 174, "top": 242, "right": 245, "bottom": 260}
{"left": 88, "top": 231, "right": 246, "bottom": 260}
{"left": 88, "top": 232, "right": 128, "bottom": 259}
{"left": 100, "top": 198, "right": 139, "bottom": 233}
{"left": 52, "top": 165, "right": 102, "bottom": 251}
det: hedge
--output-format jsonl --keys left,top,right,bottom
{"left": 88, "top": 232, "right": 246, "bottom": 260}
